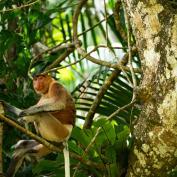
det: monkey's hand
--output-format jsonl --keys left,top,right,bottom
{"left": 18, "top": 117, "right": 26, "bottom": 125}
{"left": 19, "top": 110, "right": 29, "bottom": 117}
{"left": 18, "top": 106, "right": 37, "bottom": 117}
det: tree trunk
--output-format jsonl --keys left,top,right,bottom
{"left": 125, "top": 1, "right": 177, "bottom": 176}
{"left": 0, "top": 104, "right": 4, "bottom": 176}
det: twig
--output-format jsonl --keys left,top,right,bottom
{"left": 119, "top": 64, "right": 133, "bottom": 87}
{"left": 113, "top": 0, "right": 127, "bottom": 42}
{"left": 83, "top": 47, "right": 137, "bottom": 129}
{"left": 76, "top": 46, "right": 141, "bottom": 72}
{"left": 74, "top": 100, "right": 136, "bottom": 176}
{"left": 73, "top": 128, "right": 101, "bottom": 177}
{"left": 43, "top": 47, "right": 75, "bottom": 72}
{"left": 43, "top": 45, "right": 108, "bottom": 74}
{"left": 43, "top": 45, "right": 131, "bottom": 74}
{"left": 0, "top": 0, "right": 40, "bottom": 13}
{"left": 28, "top": 43, "right": 75, "bottom": 77}
{"left": 31, "top": 14, "right": 114, "bottom": 62}
{"left": 104, "top": 0, "right": 108, "bottom": 46}
{"left": 72, "top": 0, "right": 140, "bottom": 74}
{"left": 107, "top": 99, "right": 136, "bottom": 120}
{"left": 28, "top": 14, "right": 114, "bottom": 76}
{"left": 0, "top": 1, "right": 79, "bottom": 14}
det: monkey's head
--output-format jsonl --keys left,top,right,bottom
{"left": 33, "top": 74, "right": 53, "bottom": 95}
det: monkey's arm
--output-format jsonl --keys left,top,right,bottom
{"left": 1, "top": 101, "right": 23, "bottom": 116}
{"left": 19, "top": 101, "right": 65, "bottom": 116}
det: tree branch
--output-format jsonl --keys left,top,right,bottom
{"left": 0, "top": 112, "right": 104, "bottom": 169}
{"left": 76, "top": 45, "right": 140, "bottom": 72}
{"left": 72, "top": 0, "right": 88, "bottom": 42}
{"left": 72, "top": 0, "right": 140, "bottom": 73}
{"left": 74, "top": 100, "right": 136, "bottom": 176}
{"left": 83, "top": 47, "right": 137, "bottom": 129}
{"left": 29, "top": 14, "right": 113, "bottom": 69}
{"left": 0, "top": 0, "right": 40, "bottom": 13}
{"left": 43, "top": 47, "right": 75, "bottom": 72}
{"left": 113, "top": 0, "right": 127, "bottom": 42}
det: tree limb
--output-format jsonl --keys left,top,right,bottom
{"left": 83, "top": 47, "right": 137, "bottom": 129}
{"left": 0, "top": 112, "right": 104, "bottom": 169}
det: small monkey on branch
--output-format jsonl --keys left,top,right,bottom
{"left": 6, "top": 140, "right": 53, "bottom": 177}
{"left": 4, "top": 74, "right": 76, "bottom": 177}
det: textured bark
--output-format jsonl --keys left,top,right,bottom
{"left": 0, "top": 104, "right": 4, "bottom": 176}
{"left": 125, "top": 1, "right": 177, "bottom": 177}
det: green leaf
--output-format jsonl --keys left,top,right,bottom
{"left": 71, "top": 127, "right": 93, "bottom": 147}
{"left": 94, "top": 117, "right": 116, "bottom": 146}
{"left": 33, "top": 160, "right": 58, "bottom": 174}
{"left": 107, "top": 163, "right": 119, "bottom": 177}
{"left": 68, "top": 141, "right": 84, "bottom": 155}
{"left": 105, "top": 146, "right": 117, "bottom": 163}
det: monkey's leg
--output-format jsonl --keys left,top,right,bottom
{"left": 19, "top": 115, "right": 37, "bottom": 123}
{"left": 23, "top": 113, "right": 72, "bottom": 142}
{"left": 33, "top": 113, "right": 72, "bottom": 177}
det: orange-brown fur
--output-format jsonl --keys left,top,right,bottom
{"left": 34, "top": 74, "right": 75, "bottom": 126}
{"left": 6, "top": 74, "right": 75, "bottom": 177}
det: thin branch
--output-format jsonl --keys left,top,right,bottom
{"left": 28, "top": 43, "right": 75, "bottom": 77}
{"left": 0, "top": 1, "right": 79, "bottom": 14}
{"left": 43, "top": 47, "right": 75, "bottom": 72}
{"left": 104, "top": 0, "right": 108, "bottom": 46}
{"left": 72, "top": 0, "right": 140, "bottom": 74}
{"left": 30, "top": 14, "right": 113, "bottom": 63}
{"left": 107, "top": 99, "right": 136, "bottom": 120}
{"left": 83, "top": 47, "right": 136, "bottom": 129}
{"left": 120, "top": 64, "right": 133, "bottom": 87}
{"left": 49, "top": 14, "right": 113, "bottom": 58}
{"left": 28, "top": 14, "right": 114, "bottom": 76}
{"left": 0, "top": 113, "right": 104, "bottom": 169}
{"left": 113, "top": 0, "right": 127, "bottom": 42}
{"left": 74, "top": 100, "right": 136, "bottom": 176}
{"left": 76, "top": 46, "right": 141, "bottom": 72}
{"left": 43, "top": 45, "right": 130, "bottom": 74}
{"left": 0, "top": 0, "right": 40, "bottom": 13}
{"left": 73, "top": 0, "right": 88, "bottom": 42}
{"left": 122, "top": 0, "right": 137, "bottom": 99}
{"left": 43, "top": 45, "right": 106, "bottom": 74}
{"left": 80, "top": 14, "right": 113, "bottom": 38}
{"left": 73, "top": 128, "right": 101, "bottom": 177}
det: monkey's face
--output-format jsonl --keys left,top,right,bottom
{"left": 33, "top": 75, "right": 52, "bottom": 94}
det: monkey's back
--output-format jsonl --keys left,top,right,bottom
{"left": 48, "top": 81, "right": 76, "bottom": 125}
{"left": 51, "top": 100, "right": 76, "bottom": 126}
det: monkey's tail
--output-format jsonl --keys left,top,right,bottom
{"left": 63, "top": 141, "right": 70, "bottom": 177}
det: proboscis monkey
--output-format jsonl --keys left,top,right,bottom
{"left": 4, "top": 74, "right": 76, "bottom": 177}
